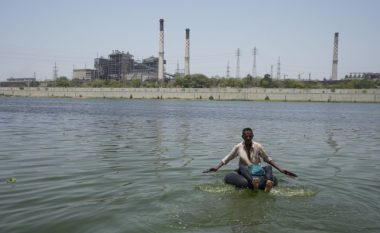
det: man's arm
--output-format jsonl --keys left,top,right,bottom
{"left": 260, "top": 146, "right": 297, "bottom": 177}
{"left": 203, "top": 161, "right": 224, "bottom": 173}
{"left": 203, "top": 145, "right": 238, "bottom": 173}
{"left": 268, "top": 160, "right": 298, "bottom": 177}
{"left": 267, "top": 160, "right": 283, "bottom": 173}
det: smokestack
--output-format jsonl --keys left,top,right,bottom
{"left": 331, "top": 32, "right": 339, "bottom": 80}
{"left": 184, "top": 28, "right": 190, "bottom": 76}
{"left": 158, "top": 19, "right": 164, "bottom": 80}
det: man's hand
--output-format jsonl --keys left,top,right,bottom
{"left": 203, "top": 162, "right": 224, "bottom": 173}
{"left": 282, "top": 169, "right": 298, "bottom": 178}
{"left": 202, "top": 167, "right": 218, "bottom": 173}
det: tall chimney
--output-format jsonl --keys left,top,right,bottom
{"left": 158, "top": 19, "right": 164, "bottom": 80}
{"left": 184, "top": 28, "right": 190, "bottom": 76}
{"left": 331, "top": 32, "right": 339, "bottom": 80}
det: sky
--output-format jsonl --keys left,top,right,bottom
{"left": 0, "top": 0, "right": 379, "bottom": 81}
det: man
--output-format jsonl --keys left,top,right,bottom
{"left": 204, "top": 127, "right": 296, "bottom": 192}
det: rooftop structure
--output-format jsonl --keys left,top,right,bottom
{"left": 73, "top": 69, "right": 96, "bottom": 80}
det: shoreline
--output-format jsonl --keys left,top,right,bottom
{"left": 1, "top": 87, "right": 379, "bottom": 103}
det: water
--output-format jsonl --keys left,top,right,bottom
{"left": 1, "top": 97, "right": 379, "bottom": 233}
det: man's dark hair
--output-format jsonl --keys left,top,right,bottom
{"left": 242, "top": 127, "right": 253, "bottom": 135}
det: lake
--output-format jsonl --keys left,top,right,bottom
{"left": 1, "top": 97, "right": 379, "bottom": 233}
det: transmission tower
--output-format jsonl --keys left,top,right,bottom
{"left": 236, "top": 48, "right": 240, "bottom": 78}
{"left": 252, "top": 47, "right": 257, "bottom": 77}
{"left": 270, "top": 64, "right": 274, "bottom": 79}
{"left": 276, "top": 57, "right": 281, "bottom": 79}
{"left": 226, "top": 61, "right": 230, "bottom": 78}
{"left": 53, "top": 62, "right": 58, "bottom": 80}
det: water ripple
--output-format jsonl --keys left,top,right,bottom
{"left": 1, "top": 98, "right": 380, "bottom": 233}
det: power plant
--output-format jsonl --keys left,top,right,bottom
{"left": 72, "top": 19, "right": 192, "bottom": 81}
{"left": 70, "top": 21, "right": 343, "bottom": 82}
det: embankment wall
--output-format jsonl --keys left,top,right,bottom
{"left": 1, "top": 87, "right": 379, "bottom": 102}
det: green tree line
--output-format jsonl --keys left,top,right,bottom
{"left": 48, "top": 74, "right": 378, "bottom": 89}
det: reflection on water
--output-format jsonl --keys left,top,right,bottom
{"left": 270, "top": 186, "right": 318, "bottom": 197}
{"left": 0, "top": 98, "right": 380, "bottom": 233}
{"left": 326, "top": 130, "right": 340, "bottom": 153}
{"left": 196, "top": 182, "right": 237, "bottom": 194}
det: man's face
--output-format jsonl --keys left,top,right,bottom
{"left": 242, "top": 130, "right": 253, "bottom": 142}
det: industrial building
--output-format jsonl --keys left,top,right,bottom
{"left": 0, "top": 77, "right": 37, "bottom": 87}
{"left": 94, "top": 57, "right": 110, "bottom": 80}
{"left": 6, "top": 77, "right": 36, "bottom": 82}
{"left": 345, "top": 72, "right": 380, "bottom": 80}
{"left": 91, "top": 50, "right": 158, "bottom": 81}
{"left": 73, "top": 69, "right": 96, "bottom": 80}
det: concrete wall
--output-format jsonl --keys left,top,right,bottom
{"left": 1, "top": 87, "right": 379, "bottom": 102}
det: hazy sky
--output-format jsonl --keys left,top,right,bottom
{"left": 0, "top": 0, "right": 379, "bottom": 81}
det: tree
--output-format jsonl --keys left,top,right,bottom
{"left": 55, "top": 76, "right": 70, "bottom": 87}
{"left": 190, "top": 74, "right": 210, "bottom": 88}
{"left": 283, "top": 79, "right": 305, "bottom": 88}
{"left": 260, "top": 74, "right": 273, "bottom": 88}
{"left": 130, "top": 79, "right": 142, "bottom": 88}
{"left": 29, "top": 80, "right": 40, "bottom": 87}
{"left": 242, "top": 75, "right": 254, "bottom": 87}
{"left": 90, "top": 80, "right": 106, "bottom": 88}
{"left": 70, "top": 78, "right": 84, "bottom": 87}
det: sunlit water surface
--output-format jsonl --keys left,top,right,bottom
{"left": 1, "top": 97, "right": 379, "bottom": 233}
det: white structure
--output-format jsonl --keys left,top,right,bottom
{"left": 73, "top": 69, "right": 95, "bottom": 80}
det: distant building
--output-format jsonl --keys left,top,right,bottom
{"left": 6, "top": 77, "right": 36, "bottom": 82}
{"left": 142, "top": 56, "right": 159, "bottom": 70}
{"left": 108, "top": 50, "right": 134, "bottom": 80}
{"left": 92, "top": 51, "right": 158, "bottom": 80}
{"left": 345, "top": 72, "right": 380, "bottom": 80}
{"left": 73, "top": 69, "right": 96, "bottom": 80}
{"left": 94, "top": 57, "right": 109, "bottom": 80}
{"left": 129, "top": 56, "right": 159, "bottom": 81}
{"left": 0, "top": 77, "right": 37, "bottom": 87}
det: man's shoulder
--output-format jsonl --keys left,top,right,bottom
{"left": 234, "top": 141, "right": 244, "bottom": 147}
{"left": 252, "top": 141, "right": 263, "bottom": 148}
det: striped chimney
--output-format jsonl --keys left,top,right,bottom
{"left": 184, "top": 28, "right": 190, "bottom": 76}
{"left": 331, "top": 32, "right": 339, "bottom": 80}
{"left": 158, "top": 19, "right": 164, "bottom": 80}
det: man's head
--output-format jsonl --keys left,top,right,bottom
{"left": 242, "top": 127, "right": 254, "bottom": 142}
